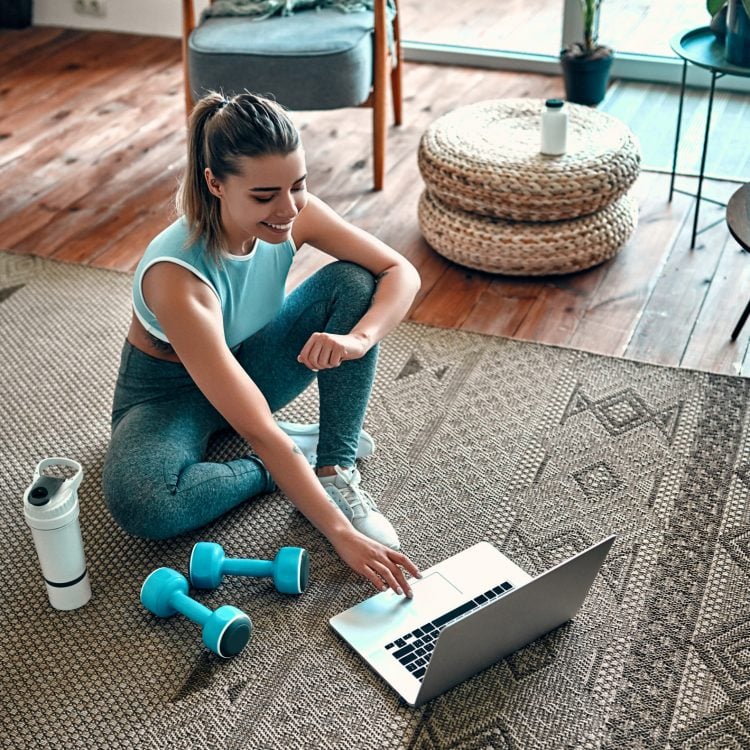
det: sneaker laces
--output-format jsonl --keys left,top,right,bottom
{"left": 323, "top": 466, "right": 378, "bottom": 520}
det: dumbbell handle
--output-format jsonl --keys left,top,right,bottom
{"left": 223, "top": 559, "right": 274, "bottom": 578}
{"left": 170, "top": 589, "right": 212, "bottom": 625}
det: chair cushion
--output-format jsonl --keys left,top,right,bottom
{"left": 189, "top": 9, "right": 375, "bottom": 110}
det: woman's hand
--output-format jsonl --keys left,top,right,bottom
{"left": 297, "top": 331, "right": 371, "bottom": 371}
{"left": 331, "top": 528, "right": 421, "bottom": 597}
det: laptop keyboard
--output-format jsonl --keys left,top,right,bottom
{"left": 384, "top": 581, "right": 514, "bottom": 681}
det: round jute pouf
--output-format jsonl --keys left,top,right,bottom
{"left": 418, "top": 98, "right": 641, "bottom": 221}
{"left": 418, "top": 189, "right": 639, "bottom": 276}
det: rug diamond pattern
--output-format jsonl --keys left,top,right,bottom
{"left": 3, "top": 254, "right": 750, "bottom": 749}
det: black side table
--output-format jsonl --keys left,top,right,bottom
{"left": 669, "top": 27, "right": 750, "bottom": 248}
{"left": 728, "top": 183, "right": 750, "bottom": 340}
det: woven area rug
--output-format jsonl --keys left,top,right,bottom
{"left": 2, "top": 251, "right": 750, "bottom": 750}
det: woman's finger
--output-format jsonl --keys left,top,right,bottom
{"left": 385, "top": 558, "right": 415, "bottom": 598}
{"left": 329, "top": 347, "right": 344, "bottom": 368}
{"left": 370, "top": 561, "right": 403, "bottom": 596}
{"left": 363, "top": 565, "right": 388, "bottom": 593}
{"left": 319, "top": 342, "right": 347, "bottom": 369}
{"left": 297, "top": 335, "right": 315, "bottom": 366}
{"left": 301, "top": 334, "right": 350, "bottom": 370}
{"left": 307, "top": 339, "right": 326, "bottom": 370}
{"left": 389, "top": 550, "right": 421, "bottom": 580}
{"left": 320, "top": 344, "right": 337, "bottom": 369}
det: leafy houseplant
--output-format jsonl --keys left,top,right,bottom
{"left": 560, "top": 0, "right": 614, "bottom": 106}
{"left": 708, "top": 0, "right": 750, "bottom": 66}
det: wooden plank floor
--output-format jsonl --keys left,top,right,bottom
{"left": 601, "top": 80, "right": 750, "bottom": 182}
{"left": 1, "top": 27, "right": 748, "bottom": 377}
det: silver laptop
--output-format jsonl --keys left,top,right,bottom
{"left": 329, "top": 535, "right": 615, "bottom": 706}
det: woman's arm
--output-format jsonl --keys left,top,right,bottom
{"left": 142, "top": 262, "right": 419, "bottom": 595}
{"left": 292, "top": 194, "right": 421, "bottom": 369}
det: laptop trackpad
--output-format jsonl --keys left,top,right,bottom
{"left": 412, "top": 572, "right": 462, "bottom": 602}
{"left": 331, "top": 573, "right": 464, "bottom": 650}
{"left": 391, "top": 572, "right": 463, "bottom": 624}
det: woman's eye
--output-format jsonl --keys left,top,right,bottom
{"left": 253, "top": 196, "right": 274, "bottom": 203}
{"left": 292, "top": 184, "right": 306, "bottom": 193}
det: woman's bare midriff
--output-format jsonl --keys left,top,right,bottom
{"left": 127, "top": 314, "right": 182, "bottom": 363}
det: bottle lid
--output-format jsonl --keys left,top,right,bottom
{"left": 545, "top": 99, "right": 564, "bottom": 109}
{"left": 24, "top": 458, "right": 83, "bottom": 530}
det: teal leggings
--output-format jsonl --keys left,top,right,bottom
{"left": 102, "top": 261, "right": 378, "bottom": 539}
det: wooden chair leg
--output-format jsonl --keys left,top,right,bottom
{"left": 181, "top": 0, "right": 195, "bottom": 117}
{"left": 372, "top": 0, "right": 389, "bottom": 190}
{"left": 390, "top": 10, "right": 403, "bottom": 126}
{"left": 373, "top": 90, "right": 387, "bottom": 191}
{"left": 390, "top": 59, "right": 403, "bottom": 127}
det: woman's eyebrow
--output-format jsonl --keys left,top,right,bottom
{"left": 249, "top": 174, "right": 307, "bottom": 192}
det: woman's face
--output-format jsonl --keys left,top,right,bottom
{"left": 205, "top": 147, "right": 308, "bottom": 251}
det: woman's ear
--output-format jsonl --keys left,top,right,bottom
{"left": 204, "top": 168, "right": 223, "bottom": 199}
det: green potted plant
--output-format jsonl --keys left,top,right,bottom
{"left": 560, "top": 0, "right": 614, "bottom": 106}
{"left": 707, "top": 0, "right": 750, "bottom": 65}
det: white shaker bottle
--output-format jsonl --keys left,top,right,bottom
{"left": 23, "top": 457, "right": 92, "bottom": 610}
{"left": 540, "top": 98, "right": 568, "bottom": 156}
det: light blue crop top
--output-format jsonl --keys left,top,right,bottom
{"left": 132, "top": 218, "right": 296, "bottom": 349}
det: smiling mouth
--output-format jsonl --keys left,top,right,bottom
{"left": 262, "top": 221, "right": 293, "bottom": 231}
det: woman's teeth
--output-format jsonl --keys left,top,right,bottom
{"left": 264, "top": 221, "right": 292, "bottom": 230}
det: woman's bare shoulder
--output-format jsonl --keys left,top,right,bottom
{"left": 142, "top": 260, "right": 216, "bottom": 307}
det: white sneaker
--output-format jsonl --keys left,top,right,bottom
{"left": 276, "top": 421, "right": 375, "bottom": 468}
{"left": 318, "top": 466, "right": 401, "bottom": 551}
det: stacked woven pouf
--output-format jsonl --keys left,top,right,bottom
{"left": 418, "top": 99, "right": 641, "bottom": 275}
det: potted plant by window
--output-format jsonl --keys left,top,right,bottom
{"left": 560, "top": 0, "right": 614, "bottom": 106}
{"left": 708, "top": 0, "right": 728, "bottom": 40}
{"left": 708, "top": 0, "right": 750, "bottom": 65}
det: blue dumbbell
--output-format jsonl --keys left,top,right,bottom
{"left": 189, "top": 542, "right": 310, "bottom": 595}
{"left": 140, "top": 567, "right": 252, "bottom": 658}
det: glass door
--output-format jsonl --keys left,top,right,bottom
{"left": 399, "top": 0, "right": 750, "bottom": 92}
{"left": 597, "top": 0, "right": 709, "bottom": 57}
{"left": 399, "top": 0, "right": 564, "bottom": 57}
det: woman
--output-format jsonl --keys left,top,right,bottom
{"left": 102, "top": 91, "right": 421, "bottom": 597}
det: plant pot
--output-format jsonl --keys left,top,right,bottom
{"left": 726, "top": 0, "right": 750, "bottom": 66}
{"left": 560, "top": 51, "right": 614, "bottom": 106}
{"left": 0, "top": 0, "right": 33, "bottom": 28}
{"left": 710, "top": 4, "right": 728, "bottom": 42}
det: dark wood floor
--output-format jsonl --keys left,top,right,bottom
{"left": 1, "top": 26, "right": 749, "bottom": 376}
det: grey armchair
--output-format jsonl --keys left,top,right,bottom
{"left": 180, "top": 0, "right": 403, "bottom": 190}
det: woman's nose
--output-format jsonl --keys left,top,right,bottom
{"left": 277, "top": 191, "right": 300, "bottom": 218}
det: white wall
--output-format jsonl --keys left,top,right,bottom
{"left": 33, "top": 0, "right": 210, "bottom": 38}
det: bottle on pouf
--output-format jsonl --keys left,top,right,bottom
{"left": 540, "top": 99, "right": 568, "bottom": 156}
